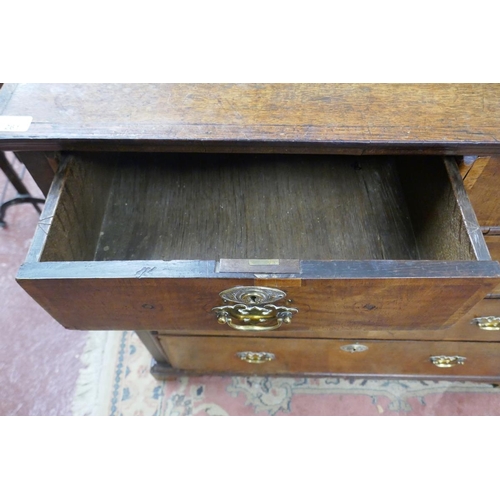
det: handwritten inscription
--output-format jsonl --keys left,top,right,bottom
{"left": 135, "top": 266, "right": 156, "bottom": 278}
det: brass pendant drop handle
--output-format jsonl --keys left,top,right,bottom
{"left": 430, "top": 355, "right": 466, "bottom": 368}
{"left": 237, "top": 351, "right": 275, "bottom": 364}
{"left": 471, "top": 316, "right": 500, "bottom": 330}
{"left": 213, "top": 304, "right": 298, "bottom": 331}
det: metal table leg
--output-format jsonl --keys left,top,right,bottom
{"left": 0, "top": 152, "right": 45, "bottom": 228}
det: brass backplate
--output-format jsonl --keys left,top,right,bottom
{"left": 219, "top": 286, "right": 286, "bottom": 305}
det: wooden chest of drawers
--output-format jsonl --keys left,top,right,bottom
{"left": 3, "top": 83, "right": 500, "bottom": 382}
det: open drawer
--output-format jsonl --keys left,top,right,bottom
{"left": 17, "top": 153, "right": 500, "bottom": 332}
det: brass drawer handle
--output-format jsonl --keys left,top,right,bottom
{"left": 471, "top": 316, "right": 500, "bottom": 330}
{"left": 213, "top": 285, "right": 297, "bottom": 331}
{"left": 237, "top": 351, "right": 275, "bottom": 364}
{"left": 213, "top": 304, "right": 298, "bottom": 331}
{"left": 430, "top": 355, "right": 466, "bottom": 368}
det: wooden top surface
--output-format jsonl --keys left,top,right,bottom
{"left": 1, "top": 83, "right": 500, "bottom": 154}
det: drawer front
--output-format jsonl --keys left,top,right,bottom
{"left": 159, "top": 335, "right": 500, "bottom": 377}
{"left": 16, "top": 272, "right": 500, "bottom": 332}
{"left": 486, "top": 236, "right": 500, "bottom": 295}
{"left": 17, "top": 153, "right": 500, "bottom": 332}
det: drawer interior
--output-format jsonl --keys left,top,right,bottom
{"left": 39, "top": 153, "right": 483, "bottom": 263}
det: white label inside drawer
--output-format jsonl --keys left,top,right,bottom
{"left": 0, "top": 116, "right": 33, "bottom": 132}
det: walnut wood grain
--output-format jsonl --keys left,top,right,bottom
{"left": 485, "top": 235, "right": 500, "bottom": 295}
{"left": 155, "top": 297, "right": 500, "bottom": 342}
{"left": 2, "top": 84, "right": 500, "bottom": 155}
{"left": 16, "top": 269, "right": 500, "bottom": 332}
{"left": 158, "top": 335, "right": 500, "bottom": 377}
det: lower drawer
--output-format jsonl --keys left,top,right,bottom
{"left": 158, "top": 335, "right": 500, "bottom": 378}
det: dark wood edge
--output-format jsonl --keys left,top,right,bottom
{"left": 14, "top": 151, "right": 59, "bottom": 197}
{"left": 16, "top": 259, "right": 500, "bottom": 280}
{"left": 156, "top": 334, "right": 500, "bottom": 344}
{"left": 0, "top": 83, "right": 18, "bottom": 115}
{"left": 135, "top": 331, "right": 170, "bottom": 364}
{"left": 2, "top": 138, "right": 500, "bottom": 156}
{"left": 149, "top": 360, "right": 500, "bottom": 384}
{"left": 444, "top": 157, "right": 492, "bottom": 261}
{"left": 24, "top": 156, "right": 70, "bottom": 262}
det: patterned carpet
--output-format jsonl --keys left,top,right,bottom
{"left": 72, "top": 332, "right": 500, "bottom": 416}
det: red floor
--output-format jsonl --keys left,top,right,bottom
{"left": 0, "top": 153, "right": 88, "bottom": 415}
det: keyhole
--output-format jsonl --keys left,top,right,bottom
{"left": 250, "top": 295, "right": 257, "bottom": 303}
